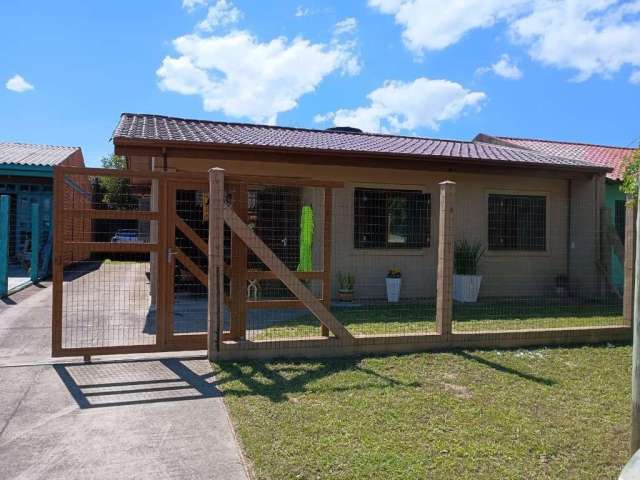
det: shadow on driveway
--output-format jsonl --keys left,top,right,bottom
{"left": 54, "top": 357, "right": 221, "bottom": 409}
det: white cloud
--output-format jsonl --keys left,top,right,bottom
{"left": 334, "top": 17, "right": 358, "bottom": 35}
{"left": 182, "top": 0, "right": 207, "bottom": 12}
{"left": 631, "top": 70, "right": 640, "bottom": 85}
{"left": 314, "top": 77, "right": 486, "bottom": 133}
{"left": 5, "top": 74, "right": 34, "bottom": 93}
{"left": 158, "top": 30, "right": 360, "bottom": 124}
{"left": 295, "top": 6, "right": 312, "bottom": 17}
{"left": 509, "top": 0, "right": 640, "bottom": 82}
{"left": 370, "top": 0, "right": 640, "bottom": 82}
{"left": 197, "top": 0, "right": 242, "bottom": 31}
{"left": 368, "top": 0, "right": 528, "bottom": 53}
{"left": 476, "top": 54, "right": 523, "bottom": 79}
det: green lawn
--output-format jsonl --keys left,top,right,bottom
{"left": 215, "top": 344, "right": 632, "bottom": 479}
{"left": 251, "top": 303, "right": 623, "bottom": 340}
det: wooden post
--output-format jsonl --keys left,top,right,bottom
{"left": 208, "top": 168, "right": 225, "bottom": 360}
{"left": 321, "top": 187, "right": 332, "bottom": 337}
{"left": 52, "top": 167, "right": 64, "bottom": 356}
{"left": 0, "top": 195, "right": 8, "bottom": 297}
{"left": 625, "top": 200, "right": 636, "bottom": 326}
{"left": 30, "top": 202, "right": 40, "bottom": 282}
{"left": 230, "top": 182, "right": 248, "bottom": 340}
{"left": 436, "top": 181, "right": 455, "bottom": 337}
{"left": 632, "top": 186, "right": 640, "bottom": 453}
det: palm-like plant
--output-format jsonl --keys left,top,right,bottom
{"left": 454, "top": 239, "right": 485, "bottom": 275}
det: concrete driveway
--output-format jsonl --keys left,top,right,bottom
{"left": 0, "top": 284, "right": 249, "bottom": 480}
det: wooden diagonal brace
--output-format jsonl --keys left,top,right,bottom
{"left": 175, "top": 248, "right": 208, "bottom": 286}
{"left": 176, "top": 217, "right": 208, "bottom": 256}
{"left": 223, "top": 206, "right": 353, "bottom": 341}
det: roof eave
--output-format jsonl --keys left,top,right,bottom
{"left": 113, "top": 136, "right": 612, "bottom": 176}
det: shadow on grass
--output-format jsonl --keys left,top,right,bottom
{"left": 453, "top": 351, "right": 556, "bottom": 386}
{"left": 214, "top": 347, "right": 560, "bottom": 402}
{"left": 214, "top": 357, "right": 423, "bottom": 403}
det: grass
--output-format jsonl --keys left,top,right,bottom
{"left": 251, "top": 303, "right": 623, "bottom": 340}
{"left": 215, "top": 344, "right": 632, "bottom": 479}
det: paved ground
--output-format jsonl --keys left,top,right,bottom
{"left": 0, "top": 283, "right": 250, "bottom": 480}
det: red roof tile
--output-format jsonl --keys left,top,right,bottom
{"left": 113, "top": 113, "right": 611, "bottom": 174}
{"left": 494, "top": 136, "right": 635, "bottom": 181}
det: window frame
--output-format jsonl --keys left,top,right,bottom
{"left": 486, "top": 192, "right": 548, "bottom": 253}
{"left": 353, "top": 187, "right": 431, "bottom": 250}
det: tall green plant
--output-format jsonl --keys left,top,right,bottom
{"left": 454, "top": 239, "right": 485, "bottom": 275}
{"left": 620, "top": 146, "right": 640, "bottom": 203}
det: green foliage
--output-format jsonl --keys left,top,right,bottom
{"left": 454, "top": 239, "right": 485, "bottom": 275}
{"left": 337, "top": 272, "right": 355, "bottom": 291}
{"left": 94, "top": 154, "right": 133, "bottom": 209}
{"left": 620, "top": 146, "right": 640, "bottom": 202}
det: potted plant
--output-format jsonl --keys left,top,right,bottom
{"left": 386, "top": 268, "right": 402, "bottom": 303}
{"left": 453, "top": 239, "right": 485, "bottom": 303}
{"left": 337, "top": 272, "right": 355, "bottom": 302}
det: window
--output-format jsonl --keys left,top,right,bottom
{"left": 488, "top": 194, "right": 546, "bottom": 251}
{"left": 615, "top": 200, "right": 626, "bottom": 243}
{"left": 354, "top": 188, "right": 430, "bottom": 249}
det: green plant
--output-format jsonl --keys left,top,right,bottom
{"left": 387, "top": 268, "right": 402, "bottom": 278}
{"left": 337, "top": 272, "right": 355, "bottom": 291}
{"left": 454, "top": 239, "right": 485, "bottom": 275}
{"left": 620, "top": 146, "right": 640, "bottom": 203}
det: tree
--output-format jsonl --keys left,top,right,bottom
{"left": 93, "top": 154, "right": 133, "bottom": 209}
{"left": 620, "top": 146, "right": 640, "bottom": 203}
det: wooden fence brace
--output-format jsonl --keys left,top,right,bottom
{"left": 208, "top": 168, "right": 225, "bottom": 360}
{"left": 436, "top": 181, "right": 455, "bottom": 337}
{"left": 0, "top": 195, "right": 8, "bottom": 297}
{"left": 625, "top": 200, "right": 636, "bottom": 326}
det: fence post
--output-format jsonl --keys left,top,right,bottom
{"left": 436, "top": 181, "right": 455, "bottom": 337}
{"left": 632, "top": 184, "right": 640, "bottom": 453}
{"left": 625, "top": 200, "right": 636, "bottom": 326}
{"left": 230, "top": 182, "right": 248, "bottom": 340}
{"left": 208, "top": 168, "right": 225, "bottom": 360}
{"left": 0, "top": 195, "right": 8, "bottom": 297}
{"left": 30, "top": 203, "right": 40, "bottom": 283}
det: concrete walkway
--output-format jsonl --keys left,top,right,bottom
{"left": 0, "top": 284, "right": 250, "bottom": 480}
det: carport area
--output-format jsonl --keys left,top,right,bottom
{"left": 0, "top": 284, "right": 249, "bottom": 480}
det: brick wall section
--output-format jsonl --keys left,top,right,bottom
{"left": 59, "top": 150, "right": 91, "bottom": 265}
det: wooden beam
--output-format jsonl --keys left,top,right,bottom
{"left": 208, "top": 168, "right": 226, "bottom": 359}
{"left": 625, "top": 201, "right": 636, "bottom": 326}
{"left": 65, "top": 242, "right": 157, "bottom": 253}
{"left": 436, "top": 181, "right": 455, "bottom": 336}
{"left": 51, "top": 167, "right": 64, "bottom": 357}
{"left": 230, "top": 182, "right": 248, "bottom": 340}
{"left": 175, "top": 216, "right": 208, "bottom": 256}
{"left": 223, "top": 206, "right": 353, "bottom": 340}
{"left": 321, "top": 188, "right": 333, "bottom": 337}
{"left": 67, "top": 209, "right": 160, "bottom": 221}
{"left": 175, "top": 248, "right": 208, "bottom": 286}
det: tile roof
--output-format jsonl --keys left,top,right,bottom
{"left": 0, "top": 142, "right": 80, "bottom": 167}
{"left": 493, "top": 136, "right": 635, "bottom": 181}
{"left": 113, "top": 113, "right": 610, "bottom": 173}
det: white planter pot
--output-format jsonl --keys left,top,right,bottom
{"left": 453, "top": 274, "right": 482, "bottom": 303}
{"left": 386, "top": 278, "right": 402, "bottom": 303}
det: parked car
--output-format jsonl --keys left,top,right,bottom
{"left": 111, "top": 229, "right": 146, "bottom": 243}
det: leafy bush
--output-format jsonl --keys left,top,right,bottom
{"left": 620, "top": 146, "right": 640, "bottom": 202}
{"left": 337, "top": 272, "right": 355, "bottom": 291}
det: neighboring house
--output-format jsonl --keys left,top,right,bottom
{"left": 0, "top": 142, "right": 90, "bottom": 292}
{"left": 112, "top": 113, "right": 612, "bottom": 301}
{"left": 475, "top": 134, "right": 636, "bottom": 291}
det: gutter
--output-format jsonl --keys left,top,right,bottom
{"left": 0, "top": 164, "right": 53, "bottom": 178}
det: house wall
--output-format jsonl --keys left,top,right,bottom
{"left": 60, "top": 150, "right": 91, "bottom": 265}
{"left": 141, "top": 155, "right": 604, "bottom": 300}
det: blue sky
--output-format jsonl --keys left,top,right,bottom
{"left": 1, "top": 0, "right": 639, "bottom": 166}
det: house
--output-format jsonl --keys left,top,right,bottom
{"left": 475, "top": 134, "right": 636, "bottom": 291}
{"left": 112, "top": 113, "right": 613, "bottom": 302}
{"left": 0, "top": 142, "right": 89, "bottom": 294}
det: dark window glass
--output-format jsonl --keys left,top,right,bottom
{"left": 354, "top": 188, "right": 430, "bottom": 249}
{"left": 488, "top": 194, "right": 546, "bottom": 251}
{"left": 615, "top": 200, "right": 626, "bottom": 243}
